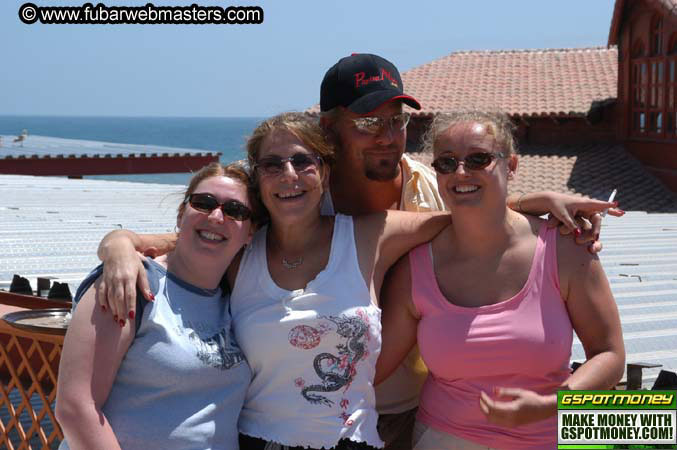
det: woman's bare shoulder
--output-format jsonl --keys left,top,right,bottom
{"left": 522, "top": 213, "right": 545, "bottom": 237}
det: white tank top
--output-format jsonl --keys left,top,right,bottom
{"left": 230, "top": 214, "right": 384, "bottom": 449}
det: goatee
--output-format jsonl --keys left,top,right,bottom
{"left": 364, "top": 158, "right": 400, "bottom": 181}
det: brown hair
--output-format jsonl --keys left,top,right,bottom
{"left": 177, "top": 161, "right": 264, "bottom": 226}
{"left": 246, "top": 112, "right": 335, "bottom": 170}
{"left": 245, "top": 113, "right": 335, "bottom": 224}
{"left": 421, "top": 110, "right": 518, "bottom": 156}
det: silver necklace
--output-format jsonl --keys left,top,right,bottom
{"left": 281, "top": 256, "right": 303, "bottom": 270}
{"left": 269, "top": 233, "right": 304, "bottom": 270}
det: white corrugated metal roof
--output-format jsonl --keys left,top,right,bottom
{"left": 0, "top": 174, "right": 181, "bottom": 293}
{"left": 571, "top": 211, "right": 677, "bottom": 387}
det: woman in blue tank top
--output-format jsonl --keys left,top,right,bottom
{"left": 56, "top": 163, "right": 259, "bottom": 450}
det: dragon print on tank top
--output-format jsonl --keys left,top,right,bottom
{"left": 291, "top": 310, "right": 372, "bottom": 422}
{"left": 230, "top": 214, "right": 383, "bottom": 449}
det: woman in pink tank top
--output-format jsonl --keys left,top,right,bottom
{"left": 376, "top": 111, "right": 625, "bottom": 450}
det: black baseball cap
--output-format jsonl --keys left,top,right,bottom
{"left": 320, "top": 53, "right": 421, "bottom": 114}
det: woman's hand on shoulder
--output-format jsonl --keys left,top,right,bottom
{"left": 479, "top": 388, "right": 556, "bottom": 427}
{"left": 544, "top": 191, "right": 623, "bottom": 254}
{"left": 59, "top": 282, "right": 134, "bottom": 405}
{"left": 514, "top": 191, "right": 624, "bottom": 254}
{"left": 97, "top": 230, "right": 154, "bottom": 323}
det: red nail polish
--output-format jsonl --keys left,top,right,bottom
{"left": 129, "top": 310, "right": 135, "bottom": 320}
{"left": 148, "top": 292, "right": 155, "bottom": 302}
{"left": 574, "top": 228, "right": 582, "bottom": 237}
{"left": 101, "top": 305, "right": 107, "bottom": 312}
{"left": 119, "top": 319, "right": 125, "bottom": 327}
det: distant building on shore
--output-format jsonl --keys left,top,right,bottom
{"left": 0, "top": 134, "right": 220, "bottom": 178}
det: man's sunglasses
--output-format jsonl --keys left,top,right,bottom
{"left": 431, "top": 152, "right": 507, "bottom": 174}
{"left": 185, "top": 193, "right": 252, "bottom": 221}
{"left": 351, "top": 112, "right": 411, "bottom": 135}
{"left": 254, "top": 153, "right": 322, "bottom": 176}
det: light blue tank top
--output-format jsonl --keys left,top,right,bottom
{"left": 59, "top": 259, "right": 251, "bottom": 450}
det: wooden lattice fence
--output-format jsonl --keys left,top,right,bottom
{"left": 0, "top": 293, "right": 70, "bottom": 450}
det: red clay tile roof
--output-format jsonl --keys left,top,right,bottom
{"left": 307, "top": 47, "right": 618, "bottom": 118}
{"left": 399, "top": 47, "right": 618, "bottom": 118}
{"left": 408, "top": 144, "right": 677, "bottom": 213}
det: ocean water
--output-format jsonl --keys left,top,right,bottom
{"left": 0, "top": 115, "right": 263, "bottom": 185}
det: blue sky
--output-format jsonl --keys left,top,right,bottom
{"left": 2, "top": 0, "right": 616, "bottom": 117}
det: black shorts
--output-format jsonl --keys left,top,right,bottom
{"left": 239, "top": 434, "right": 380, "bottom": 450}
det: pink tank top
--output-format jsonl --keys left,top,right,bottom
{"left": 411, "top": 222, "right": 572, "bottom": 450}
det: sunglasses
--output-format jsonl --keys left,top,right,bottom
{"left": 254, "top": 153, "right": 322, "bottom": 176}
{"left": 431, "top": 152, "right": 507, "bottom": 174}
{"left": 185, "top": 193, "right": 252, "bottom": 221}
{"left": 351, "top": 112, "right": 411, "bottom": 135}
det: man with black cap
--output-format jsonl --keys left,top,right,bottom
{"left": 317, "top": 53, "right": 614, "bottom": 449}
{"left": 319, "top": 53, "right": 443, "bottom": 218}
{"left": 318, "top": 52, "right": 444, "bottom": 450}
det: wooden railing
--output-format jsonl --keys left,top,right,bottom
{"left": 0, "top": 292, "right": 71, "bottom": 450}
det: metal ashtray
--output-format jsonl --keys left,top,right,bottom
{"left": 1, "top": 308, "right": 72, "bottom": 335}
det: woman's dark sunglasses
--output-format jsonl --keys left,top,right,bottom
{"left": 254, "top": 153, "right": 322, "bottom": 176}
{"left": 185, "top": 193, "right": 252, "bottom": 221}
{"left": 431, "top": 152, "right": 506, "bottom": 174}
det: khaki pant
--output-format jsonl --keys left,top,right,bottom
{"left": 412, "top": 422, "right": 496, "bottom": 450}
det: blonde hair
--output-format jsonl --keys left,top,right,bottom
{"left": 422, "top": 111, "right": 518, "bottom": 155}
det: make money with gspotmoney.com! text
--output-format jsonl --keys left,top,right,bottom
{"left": 18, "top": 2, "right": 264, "bottom": 25}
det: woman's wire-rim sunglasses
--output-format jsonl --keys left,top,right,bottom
{"left": 253, "top": 153, "right": 323, "bottom": 176}
{"left": 431, "top": 151, "right": 507, "bottom": 174}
